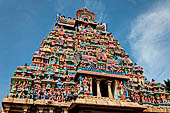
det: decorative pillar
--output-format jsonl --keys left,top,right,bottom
{"left": 107, "top": 80, "right": 113, "bottom": 99}
{"left": 114, "top": 80, "right": 119, "bottom": 98}
{"left": 96, "top": 79, "right": 101, "bottom": 97}
{"left": 89, "top": 77, "right": 93, "bottom": 96}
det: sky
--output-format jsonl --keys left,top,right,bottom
{"left": 0, "top": 0, "right": 170, "bottom": 108}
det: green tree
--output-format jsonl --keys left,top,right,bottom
{"left": 164, "top": 79, "right": 170, "bottom": 93}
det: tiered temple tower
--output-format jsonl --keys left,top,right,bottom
{"left": 1, "top": 7, "right": 170, "bottom": 113}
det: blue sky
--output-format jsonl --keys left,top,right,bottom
{"left": 0, "top": 0, "right": 170, "bottom": 108}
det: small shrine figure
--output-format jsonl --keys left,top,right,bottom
{"left": 118, "top": 81, "right": 126, "bottom": 100}
{"left": 156, "top": 95, "right": 160, "bottom": 103}
{"left": 144, "top": 96, "right": 148, "bottom": 103}
{"left": 152, "top": 96, "right": 156, "bottom": 104}
{"left": 141, "top": 95, "right": 145, "bottom": 103}
{"left": 56, "top": 91, "right": 62, "bottom": 102}
{"left": 148, "top": 96, "right": 152, "bottom": 103}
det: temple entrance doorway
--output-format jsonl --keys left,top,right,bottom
{"left": 100, "top": 80, "right": 108, "bottom": 97}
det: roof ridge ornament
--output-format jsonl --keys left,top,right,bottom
{"left": 76, "top": 7, "right": 95, "bottom": 22}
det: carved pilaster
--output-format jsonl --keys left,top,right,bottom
{"left": 89, "top": 77, "right": 93, "bottom": 95}
{"left": 96, "top": 79, "right": 101, "bottom": 97}
{"left": 114, "top": 79, "right": 119, "bottom": 98}
{"left": 107, "top": 80, "right": 113, "bottom": 99}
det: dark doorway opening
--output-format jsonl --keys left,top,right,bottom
{"left": 92, "top": 78, "right": 97, "bottom": 96}
{"left": 100, "top": 80, "right": 108, "bottom": 97}
{"left": 111, "top": 81, "right": 115, "bottom": 98}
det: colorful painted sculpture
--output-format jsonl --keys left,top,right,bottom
{"left": 6, "top": 7, "right": 170, "bottom": 107}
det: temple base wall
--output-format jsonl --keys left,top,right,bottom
{"left": 2, "top": 96, "right": 170, "bottom": 113}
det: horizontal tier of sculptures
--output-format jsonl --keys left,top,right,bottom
{"left": 6, "top": 7, "right": 170, "bottom": 107}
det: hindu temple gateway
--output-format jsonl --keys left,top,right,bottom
{"left": 1, "top": 7, "right": 170, "bottom": 113}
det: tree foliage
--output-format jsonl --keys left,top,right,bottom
{"left": 164, "top": 79, "right": 170, "bottom": 93}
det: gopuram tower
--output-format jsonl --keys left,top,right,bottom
{"left": 1, "top": 7, "right": 170, "bottom": 113}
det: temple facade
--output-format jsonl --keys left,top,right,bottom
{"left": 1, "top": 8, "right": 170, "bottom": 113}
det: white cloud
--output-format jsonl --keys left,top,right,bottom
{"left": 129, "top": 1, "right": 170, "bottom": 82}
{"left": 85, "top": 0, "right": 107, "bottom": 22}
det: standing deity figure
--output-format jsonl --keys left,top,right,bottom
{"left": 117, "top": 81, "right": 126, "bottom": 100}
